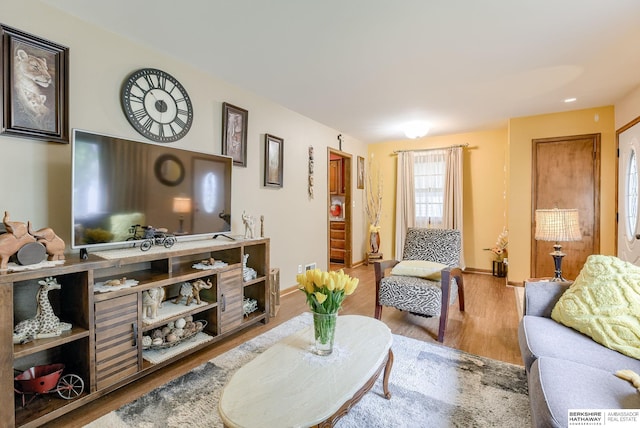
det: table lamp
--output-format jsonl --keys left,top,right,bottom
{"left": 534, "top": 208, "right": 582, "bottom": 282}
{"left": 173, "top": 197, "right": 192, "bottom": 234}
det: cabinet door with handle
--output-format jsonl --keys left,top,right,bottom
{"left": 219, "top": 268, "right": 243, "bottom": 334}
{"left": 94, "top": 293, "right": 139, "bottom": 390}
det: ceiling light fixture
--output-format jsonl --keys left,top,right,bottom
{"left": 564, "top": 97, "right": 577, "bottom": 103}
{"left": 403, "top": 121, "right": 430, "bottom": 139}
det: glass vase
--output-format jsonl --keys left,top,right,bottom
{"left": 313, "top": 312, "right": 337, "bottom": 355}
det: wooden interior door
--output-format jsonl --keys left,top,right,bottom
{"left": 327, "top": 149, "right": 352, "bottom": 268}
{"left": 531, "top": 134, "right": 600, "bottom": 280}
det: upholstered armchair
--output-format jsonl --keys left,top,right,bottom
{"left": 374, "top": 228, "right": 465, "bottom": 342}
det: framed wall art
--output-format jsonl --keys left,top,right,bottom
{"left": 0, "top": 24, "right": 69, "bottom": 143}
{"left": 264, "top": 133, "right": 283, "bottom": 188}
{"left": 222, "top": 102, "right": 248, "bottom": 166}
{"left": 357, "top": 156, "right": 365, "bottom": 189}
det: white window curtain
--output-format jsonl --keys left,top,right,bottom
{"left": 395, "top": 146, "right": 465, "bottom": 268}
{"left": 395, "top": 152, "right": 415, "bottom": 259}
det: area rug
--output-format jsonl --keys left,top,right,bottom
{"left": 85, "top": 313, "right": 531, "bottom": 428}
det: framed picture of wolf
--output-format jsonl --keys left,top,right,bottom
{"left": 0, "top": 24, "right": 69, "bottom": 143}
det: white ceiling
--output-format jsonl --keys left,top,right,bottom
{"left": 44, "top": 0, "right": 640, "bottom": 143}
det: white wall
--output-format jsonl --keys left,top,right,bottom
{"left": 1, "top": 1, "right": 368, "bottom": 289}
{"left": 616, "top": 84, "right": 640, "bottom": 129}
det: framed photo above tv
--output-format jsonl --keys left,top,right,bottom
{"left": 222, "top": 102, "right": 248, "bottom": 167}
{"left": 0, "top": 24, "right": 69, "bottom": 143}
{"left": 264, "top": 133, "right": 283, "bottom": 188}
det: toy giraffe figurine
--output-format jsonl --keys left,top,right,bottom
{"left": 13, "top": 277, "right": 72, "bottom": 344}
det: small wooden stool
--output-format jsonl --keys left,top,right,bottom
{"left": 366, "top": 252, "right": 383, "bottom": 266}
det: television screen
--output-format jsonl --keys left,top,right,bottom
{"left": 71, "top": 129, "right": 232, "bottom": 250}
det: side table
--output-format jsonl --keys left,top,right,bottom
{"left": 366, "top": 252, "right": 383, "bottom": 266}
{"left": 492, "top": 260, "right": 507, "bottom": 277}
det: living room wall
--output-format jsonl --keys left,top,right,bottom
{"left": 616, "top": 84, "right": 640, "bottom": 129}
{"left": 1, "top": 1, "right": 368, "bottom": 288}
{"left": 367, "top": 128, "right": 508, "bottom": 271}
{"left": 507, "top": 106, "right": 616, "bottom": 283}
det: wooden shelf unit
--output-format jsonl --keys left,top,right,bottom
{"left": 330, "top": 221, "right": 346, "bottom": 263}
{"left": 1, "top": 238, "right": 269, "bottom": 428}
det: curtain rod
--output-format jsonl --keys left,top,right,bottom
{"left": 393, "top": 143, "right": 469, "bottom": 154}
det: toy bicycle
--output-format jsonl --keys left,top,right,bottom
{"left": 140, "top": 226, "right": 176, "bottom": 251}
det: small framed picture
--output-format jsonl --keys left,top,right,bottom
{"left": 0, "top": 24, "right": 69, "bottom": 143}
{"left": 222, "top": 102, "right": 248, "bottom": 167}
{"left": 264, "top": 134, "right": 283, "bottom": 188}
{"left": 357, "top": 156, "right": 365, "bottom": 189}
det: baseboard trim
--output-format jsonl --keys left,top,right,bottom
{"left": 464, "top": 267, "right": 492, "bottom": 275}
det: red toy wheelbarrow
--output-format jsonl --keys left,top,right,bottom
{"left": 14, "top": 363, "right": 84, "bottom": 407}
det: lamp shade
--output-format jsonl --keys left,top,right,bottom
{"left": 172, "top": 197, "right": 192, "bottom": 214}
{"left": 535, "top": 208, "right": 582, "bottom": 242}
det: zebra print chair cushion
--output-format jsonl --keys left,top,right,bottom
{"left": 376, "top": 228, "right": 464, "bottom": 341}
{"left": 378, "top": 274, "right": 459, "bottom": 314}
{"left": 402, "top": 228, "right": 461, "bottom": 267}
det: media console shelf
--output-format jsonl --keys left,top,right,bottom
{"left": 0, "top": 237, "right": 269, "bottom": 428}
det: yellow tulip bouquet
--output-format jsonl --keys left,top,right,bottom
{"left": 296, "top": 269, "right": 359, "bottom": 351}
{"left": 296, "top": 268, "right": 359, "bottom": 314}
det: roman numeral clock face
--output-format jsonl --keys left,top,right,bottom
{"left": 121, "top": 68, "right": 193, "bottom": 143}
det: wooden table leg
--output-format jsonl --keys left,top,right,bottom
{"left": 316, "top": 347, "right": 393, "bottom": 427}
{"left": 382, "top": 349, "right": 393, "bottom": 399}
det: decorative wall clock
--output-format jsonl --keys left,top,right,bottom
{"left": 121, "top": 68, "right": 193, "bottom": 143}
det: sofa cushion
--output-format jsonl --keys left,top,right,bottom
{"left": 551, "top": 254, "right": 640, "bottom": 360}
{"left": 528, "top": 357, "right": 640, "bottom": 428}
{"left": 390, "top": 260, "right": 447, "bottom": 280}
{"left": 524, "top": 281, "right": 569, "bottom": 318}
{"left": 519, "top": 315, "right": 640, "bottom": 373}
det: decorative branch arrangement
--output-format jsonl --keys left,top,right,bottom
{"left": 365, "top": 157, "right": 382, "bottom": 229}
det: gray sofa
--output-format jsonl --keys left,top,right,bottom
{"left": 518, "top": 281, "right": 640, "bottom": 428}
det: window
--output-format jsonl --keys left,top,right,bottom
{"left": 414, "top": 150, "right": 446, "bottom": 228}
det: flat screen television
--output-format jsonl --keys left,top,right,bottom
{"left": 71, "top": 129, "right": 232, "bottom": 251}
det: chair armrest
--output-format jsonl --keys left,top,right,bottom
{"left": 524, "top": 281, "right": 570, "bottom": 318}
{"left": 373, "top": 260, "right": 400, "bottom": 320}
{"left": 374, "top": 260, "right": 400, "bottom": 285}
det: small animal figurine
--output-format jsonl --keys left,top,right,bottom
{"left": 142, "top": 287, "right": 165, "bottom": 319}
{"left": 28, "top": 222, "right": 65, "bottom": 261}
{"left": 13, "top": 277, "right": 72, "bottom": 344}
{"left": 0, "top": 211, "right": 36, "bottom": 269}
{"left": 104, "top": 277, "right": 127, "bottom": 287}
{"left": 173, "top": 279, "right": 213, "bottom": 306}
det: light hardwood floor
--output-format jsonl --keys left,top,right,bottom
{"left": 44, "top": 264, "right": 522, "bottom": 427}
